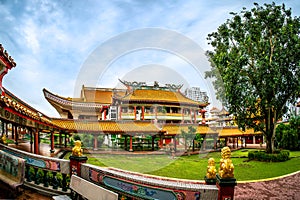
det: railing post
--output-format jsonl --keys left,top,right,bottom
{"left": 43, "top": 169, "right": 49, "bottom": 187}
{"left": 52, "top": 171, "right": 59, "bottom": 190}
{"left": 62, "top": 173, "right": 68, "bottom": 192}
{"left": 70, "top": 156, "right": 87, "bottom": 176}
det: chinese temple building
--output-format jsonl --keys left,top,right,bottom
{"left": 43, "top": 80, "right": 213, "bottom": 151}
{"left": 44, "top": 79, "right": 262, "bottom": 152}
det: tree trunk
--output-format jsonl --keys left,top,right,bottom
{"left": 265, "top": 127, "right": 276, "bottom": 154}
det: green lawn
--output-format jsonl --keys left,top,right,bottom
{"left": 65, "top": 149, "right": 300, "bottom": 181}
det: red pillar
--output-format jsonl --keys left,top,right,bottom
{"left": 34, "top": 130, "right": 39, "bottom": 155}
{"left": 104, "top": 110, "right": 107, "bottom": 120}
{"left": 159, "top": 135, "right": 163, "bottom": 149}
{"left": 129, "top": 136, "right": 133, "bottom": 152}
{"left": 142, "top": 106, "right": 145, "bottom": 120}
{"left": 201, "top": 110, "right": 206, "bottom": 125}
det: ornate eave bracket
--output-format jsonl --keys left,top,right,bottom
{"left": 0, "top": 44, "right": 16, "bottom": 89}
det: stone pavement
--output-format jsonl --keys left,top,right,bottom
{"left": 235, "top": 171, "right": 300, "bottom": 200}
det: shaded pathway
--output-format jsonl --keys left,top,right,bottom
{"left": 235, "top": 171, "right": 300, "bottom": 200}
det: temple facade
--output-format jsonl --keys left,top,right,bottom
{"left": 44, "top": 80, "right": 209, "bottom": 124}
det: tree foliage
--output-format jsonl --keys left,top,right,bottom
{"left": 276, "top": 115, "right": 300, "bottom": 150}
{"left": 205, "top": 2, "right": 300, "bottom": 153}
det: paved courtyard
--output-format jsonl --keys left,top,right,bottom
{"left": 235, "top": 171, "right": 300, "bottom": 200}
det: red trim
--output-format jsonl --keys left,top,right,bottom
{"left": 3, "top": 107, "right": 58, "bottom": 129}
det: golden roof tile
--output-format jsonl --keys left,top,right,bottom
{"left": 51, "top": 119, "right": 163, "bottom": 135}
{"left": 118, "top": 89, "right": 207, "bottom": 106}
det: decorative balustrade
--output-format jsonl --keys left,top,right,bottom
{"left": 0, "top": 143, "right": 236, "bottom": 199}
{"left": 0, "top": 144, "right": 70, "bottom": 196}
{"left": 80, "top": 164, "right": 219, "bottom": 200}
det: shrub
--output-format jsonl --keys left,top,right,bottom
{"left": 248, "top": 150, "right": 290, "bottom": 162}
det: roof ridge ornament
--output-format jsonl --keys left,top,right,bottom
{"left": 119, "top": 79, "right": 183, "bottom": 92}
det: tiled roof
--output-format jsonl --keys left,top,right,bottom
{"left": 162, "top": 124, "right": 261, "bottom": 137}
{"left": 52, "top": 119, "right": 163, "bottom": 135}
{"left": 218, "top": 127, "right": 261, "bottom": 137}
{"left": 163, "top": 124, "right": 210, "bottom": 135}
{"left": 116, "top": 89, "right": 207, "bottom": 106}
{"left": 82, "top": 87, "right": 114, "bottom": 104}
{"left": 43, "top": 88, "right": 104, "bottom": 109}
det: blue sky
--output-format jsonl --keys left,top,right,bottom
{"left": 0, "top": 0, "right": 299, "bottom": 117}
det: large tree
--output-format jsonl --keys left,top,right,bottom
{"left": 205, "top": 2, "right": 300, "bottom": 153}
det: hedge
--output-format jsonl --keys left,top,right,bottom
{"left": 248, "top": 150, "right": 290, "bottom": 162}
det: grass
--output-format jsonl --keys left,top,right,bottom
{"left": 64, "top": 149, "right": 300, "bottom": 181}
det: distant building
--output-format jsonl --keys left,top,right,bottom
{"left": 184, "top": 87, "right": 209, "bottom": 103}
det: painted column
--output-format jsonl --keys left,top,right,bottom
{"left": 93, "top": 134, "right": 98, "bottom": 150}
{"left": 159, "top": 134, "right": 163, "bottom": 149}
{"left": 201, "top": 110, "right": 206, "bottom": 125}
{"left": 50, "top": 131, "right": 55, "bottom": 154}
{"left": 142, "top": 106, "right": 145, "bottom": 120}
{"left": 103, "top": 110, "right": 107, "bottom": 120}
{"left": 253, "top": 136, "right": 256, "bottom": 144}
{"left": 34, "top": 129, "right": 39, "bottom": 155}
{"left": 129, "top": 136, "right": 133, "bottom": 152}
